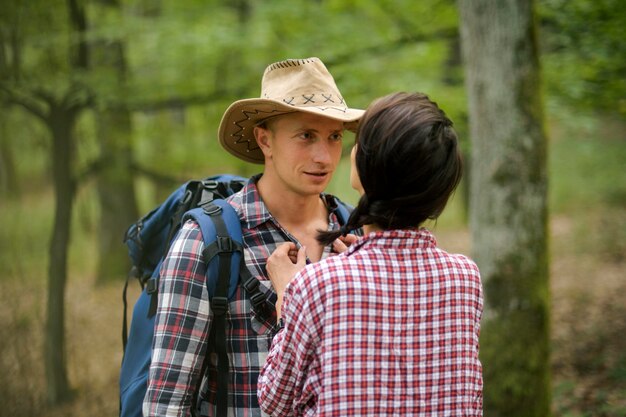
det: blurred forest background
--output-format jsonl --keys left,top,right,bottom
{"left": 0, "top": 0, "right": 624, "bottom": 416}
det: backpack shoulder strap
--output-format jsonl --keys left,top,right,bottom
{"left": 334, "top": 200, "right": 352, "bottom": 226}
{"left": 183, "top": 200, "right": 242, "bottom": 416}
{"left": 185, "top": 200, "right": 243, "bottom": 301}
{"left": 322, "top": 193, "right": 353, "bottom": 226}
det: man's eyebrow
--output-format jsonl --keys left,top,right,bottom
{"left": 292, "top": 127, "right": 320, "bottom": 135}
{"left": 296, "top": 126, "right": 343, "bottom": 132}
{"left": 291, "top": 123, "right": 344, "bottom": 135}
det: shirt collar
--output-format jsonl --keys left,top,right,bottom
{"left": 236, "top": 174, "right": 272, "bottom": 230}
{"left": 345, "top": 228, "right": 437, "bottom": 255}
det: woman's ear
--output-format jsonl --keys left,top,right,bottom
{"left": 254, "top": 126, "right": 272, "bottom": 159}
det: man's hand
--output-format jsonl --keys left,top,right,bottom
{"left": 266, "top": 243, "right": 306, "bottom": 320}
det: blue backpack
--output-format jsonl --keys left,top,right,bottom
{"left": 119, "top": 174, "right": 352, "bottom": 417}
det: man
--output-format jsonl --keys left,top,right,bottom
{"left": 144, "top": 57, "right": 364, "bottom": 417}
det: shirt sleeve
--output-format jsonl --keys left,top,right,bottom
{"left": 257, "top": 269, "right": 322, "bottom": 417}
{"left": 471, "top": 261, "right": 484, "bottom": 416}
{"left": 143, "top": 220, "right": 211, "bottom": 417}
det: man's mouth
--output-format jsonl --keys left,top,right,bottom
{"left": 304, "top": 171, "right": 328, "bottom": 177}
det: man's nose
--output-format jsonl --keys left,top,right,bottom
{"left": 312, "top": 141, "right": 333, "bottom": 165}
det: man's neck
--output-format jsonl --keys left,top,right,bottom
{"left": 257, "top": 173, "right": 331, "bottom": 262}
{"left": 256, "top": 175, "right": 326, "bottom": 227}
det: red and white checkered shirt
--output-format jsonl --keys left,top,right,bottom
{"left": 144, "top": 176, "right": 345, "bottom": 417}
{"left": 258, "top": 229, "right": 483, "bottom": 417}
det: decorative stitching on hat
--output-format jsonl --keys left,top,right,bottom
{"left": 266, "top": 58, "right": 316, "bottom": 73}
{"left": 302, "top": 94, "right": 315, "bottom": 104}
{"left": 314, "top": 106, "right": 348, "bottom": 113}
{"left": 283, "top": 97, "right": 295, "bottom": 105}
{"left": 230, "top": 108, "right": 285, "bottom": 152}
{"left": 322, "top": 94, "right": 334, "bottom": 103}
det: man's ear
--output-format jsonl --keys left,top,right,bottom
{"left": 254, "top": 126, "right": 272, "bottom": 159}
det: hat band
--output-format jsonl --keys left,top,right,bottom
{"left": 263, "top": 92, "right": 347, "bottom": 109}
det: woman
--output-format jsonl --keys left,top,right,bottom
{"left": 258, "top": 92, "right": 483, "bottom": 416}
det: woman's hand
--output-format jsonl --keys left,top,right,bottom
{"left": 266, "top": 242, "right": 306, "bottom": 320}
{"left": 332, "top": 233, "right": 359, "bottom": 254}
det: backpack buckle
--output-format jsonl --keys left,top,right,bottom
{"left": 203, "top": 203, "right": 222, "bottom": 216}
{"left": 250, "top": 292, "right": 266, "bottom": 311}
{"left": 243, "top": 277, "right": 267, "bottom": 312}
{"left": 243, "top": 276, "right": 260, "bottom": 292}
{"left": 202, "top": 179, "right": 219, "bottom": 190}
{"left": 217, "top": 236, "right": 233, "bottom": 253}
{"left": 146, "top": 277, "right": 158, "bottom": 294}
{"left": 211, "top": 296, "right": 228, "bottom": 316}
{"left": 181, "top": 189, "right": 194, "bottom": 205}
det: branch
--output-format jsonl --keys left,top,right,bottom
{"left": 74, "top": 156, "right": 108, "bottom": 185}
{"left": 131, "top": 162, "right": 187, "bottom": 186}
{"left": 67, "top": 0, "right": 89, "bottom": 69}
{"left": 0, "top": 84, "right": 48, "bottom": 122}
{"left": 62, "top": 82, "right": 95, "bottom": 112}
{"left": 33, "top": 87, "right": 57, "bottom": 104}
{"left": 325, "top": 29, "right": 458, "bottom": 68}
{"left": 123, "top": 87, "right": 251, "bottom": 113}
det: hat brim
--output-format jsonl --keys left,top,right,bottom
{"left": 218, "top": 98, "right": 364, "bottom": 164}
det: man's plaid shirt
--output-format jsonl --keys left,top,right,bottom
{"left": 258, "top": 229, "right": 483, "bottom": 416}
{"left": 144, "top": 176, "right": 344, "bottom": 417}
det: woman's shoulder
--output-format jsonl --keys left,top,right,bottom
{"left": 432, "top": 248, "right": 482, "bottom": 286}
{"left": 292, "top": 252, "right": 357, "bottom": 291}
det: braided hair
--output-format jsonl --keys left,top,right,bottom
{"left": 318, "top": 92, "right": 463, "bottom": 245}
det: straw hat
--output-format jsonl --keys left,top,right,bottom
{"left": 218, "top": 57, "right": 364, "bottom": 164}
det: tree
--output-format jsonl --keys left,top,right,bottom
{"left": 458, "top": 1, "right": 551, "bottom": 416}
{"left": 90, "top": 0, "right": 139, "bottom": 283}
{"left": 0, "top": 0, "right": 93, "bottom": 404}
{"left": 0, "top": 4, "right": 21, "bottom": 198}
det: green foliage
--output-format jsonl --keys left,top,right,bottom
{"left": 539, "top": 0, "right": 626, "bottom": 115}
{"left": 548, "top": 111, "right": 626, "bottom": 213}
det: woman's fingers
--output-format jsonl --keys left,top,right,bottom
{"left": 267, "top": 243, "right": 307, "bottom": 295}
{"left": 332, "top": 238, "right": 348, "bottom": 253}
{"left": 333, "top": 233, "right": 359, "bottom": 254}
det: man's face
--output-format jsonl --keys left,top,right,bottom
{"left": 256, "top": 112, "right": 344, "bottom": 197}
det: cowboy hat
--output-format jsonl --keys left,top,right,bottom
{"left": 218, "top": 57, "right": 364, "bottom": 164}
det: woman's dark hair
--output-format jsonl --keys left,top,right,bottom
{"left": 318, "top": 92, "right": 463, "bottom": 245}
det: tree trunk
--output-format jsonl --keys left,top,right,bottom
{"left": 0, "top": 25, "right": 20, "bottom": 198}
{"left": 441, "top": 33, "right": 469, "bottom": 221}
{"left": 0, "top": 113, "right": 19, "bottom": 197}
{"left": 45, "top": 105, "right": 76, "bottom": 405}
{"left": 458, "top": 1, "right": 550, "bottom": 416}
{"left": 95, "top": 107, "right": 138, "bottom": 282}
{"left": 92, "top": 23, "right": 138, "bottom": 283}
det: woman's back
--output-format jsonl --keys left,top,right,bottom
{"left": 287, "top": 229, "right": 482, "bottom": 416}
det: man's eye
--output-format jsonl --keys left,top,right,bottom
{"left": 330, "top": 133, "right": 343, "bottom": 142}
{"left": 298, "top": 132, "right": 312, "bottom": 140}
